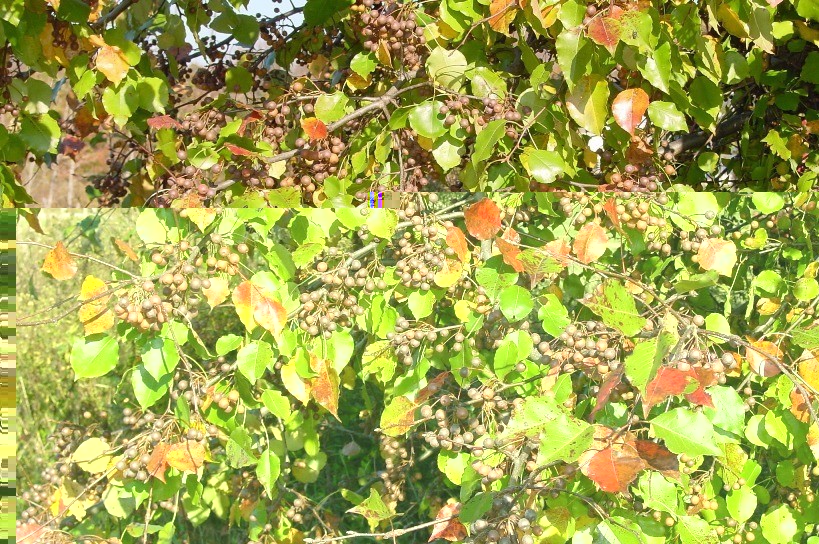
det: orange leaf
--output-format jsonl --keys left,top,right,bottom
{"left": 428, "top": 501, "right": 467, "bottom": 542}
{"left": 232, "top": 280, "right": 288, "bottom": 340}
{"left": 308, "top": 354, "right": 341, "bottom": 421}
{"left": 17, "top": 523, "right": 45, "bottom": 543}
{"left": 573, "top": 222, "right": 608, "bottom": 264}
{"left": 612, "top": 88, "right": 650, "bottom": 135}
{"left": 301, "top": 117, "right": 328, "bottom": 140}
{"left": 583, "top": 445, "right": 646, "bottom": 493}
{"left": 464, "top": 198, "right": 502, "bottom": 240}
{"left": 745, "top": 338, "right": 783, "bottom": 377}
{"left": 146, "top": 443, "right": 170, "bottom": 482}
{"left": 587, "top": 16, "right": 621, "bottom": 48}
{"left": 543, "top": 238, "right": 571, "bottom": 266}
{"left": 95, "top": 44, "right": 130, "bottom": 85}
{"left": 798, "top": 350, "right": 819, "bottom": 391}
{"left": 445, "top": 226, "right": 469, "bottom": 262}
{"left": 78, "top": 275, "right": 114, "bottom": 335}
{"left": 697, "top": 238, "right": 736, "bottom": 277}
{"left": 790, "top": 388, "right": 811, "bottom": 423}
{"left": 203, "top": 276, "right": 230, "bottom": 308}
{"left": 232, "top": 281, "right": 255, "bottom": 330}
{"left": 42, "top": 241, "right": 78, "bottom": 280}
{"left": 165, "top": 440, "right": 206, "bottom": 473}
{"left": 113, "top": 239, "right": 139, "bottom": 262}
{"left": 642, "top": 366, "right": 693, "bottom": 415}
{"left": 496, "top": 228, "right": 524, "bottom": 272}
{"left": 147, "top": 115, "right": 181, "bottom": 130}
{"left": 489, "top": 0, "right": 517, "bottom": 32}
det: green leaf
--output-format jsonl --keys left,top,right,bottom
{"left": 408, "top": 101, "right": 447, "bottom": 139}
{"left": 347, "top": 488, "right": 394, "bottom": 530}
{"left": 431, "top": 135, "right": 464, "bottom": 171}
{"left": 565, "top": 74, "right": 610, "bottom": 135}
{"left": 704, "top": 313, "right": 730, "bottom": 342}
{"left": 135, "top": 210, "right": 168, "bottom": 244}
{"left": 624, "top": 332, "right": 675, "bottom": 393}
{"left": 225, "top": 66, "right": 253, "bottom": 93}
{"left": 314, "top": 92, "right": 349, "bottom": 123}
{"left": 473, "top": 119, "right": 506, "bottom": 163}
{"left": 671, "top": 191, "right": 720, "bottom": 230}
{"left": 140, "top": 337, "right": 180, "bottom": 382}
{"left": 534, "top": 412, "right": 594, "bottom": 465}
{"left": 583, "top": 280, "right": 647, "bottom": 337}
{"left": 380, "top": 396, "right": 417, "bottom": 437}
{"left": 499, "top": 285, "right": 534, "bottom": 322}
{"left": 407, "top": 290, "right": 435, "bottom": 319}
{"left": 71, "top": 334, "right": 119, "bottom": 379}
{"left": 760, "top": 505, "right": 798, "bottom": 544}
{"left": 501, "top": 396, "right": 562, "bottom": 439}
{"left": 215, "top": 334, "right": 243, "bottom": 356}
{"left": 101, "top": 83, "right": 139, "bottom": 125}
{"left": 697, "top": 151, "right": 719, "bottom": 172}
{"left": 20, "top": 113, "right": 61, "bottom": 154}
{"left": 137, "top": 77, "right": 169, "bottom": 113}
{"left": 635, "top": 472, "right": 680, "bottom": 515}
{"left": 520, "top": 148, "right": 564, "bottom": 184}
{"left": 556, "top": 29, "right": 592, "bottom": 88}
{"left": 651, "top": 408, "right": 722, "bottom": 456}
{"left": 131, "top": 363, "right": 172, "bottom": 410}
{"left": 675, "top": 271, "right": 719, "bottom": 293}
{"left": 261, "top": 389, "right": 291, "bottom": 420}
{"left": 751, "top": 192, "right": 785, "bottom": 214}
{"left": 638, "top": 40, "right": 672, "bottom": 93}
{"left": 469, "top": 66, "right": 507, "bottom": 99}
{"left": 793, "top": 278, "right": 819, "bottom": 302}
{"left": 703, "top": 386, "right": 746, "bottom": 438}
{"left": 365, "top": 209, "right": 398, "bottom": 239}
{"left": 688, "top": 76, "right": 722, "bottom": 130}
{"left": 426, "top": 47, "right": 468, "bottom": 90}
{"left": 753, "top": 270, "right": 784, "bottom": 295}
{"left": 537, "top": 294, "right": 570, "bottom": 337}
{"left": 726, "top": 485, "right": 757, "bottom": 523}
{"left": 459, "top": 493, "right": 493, "bottom": 524}
{"left": 211, "top": 12, "right": 259, "bottom": 46}
{"left": 256, "top": 449, "right": 281, "bottom": 499}
{"left": 236, "top": 341, "right": 273, "bottom": 384}
{"left": 350, "top": 52, "right": 377, "bottom": 78}
{"left": 647, "top": 101, "right": 688, "bottom": 131}
{"left": 493, "top": 330, "right": 533, "bottom": 381}
{"left": 792, "top": 326, "right": 819, "bottom": 350}
{"left": 226, "top": 427, "right": 258, "bottom": 468}
{"left": 437, "top": 450, "right": 470, "bottom": 485}
{"left": 678, "top": 515, "right": 718, "bottom": 544}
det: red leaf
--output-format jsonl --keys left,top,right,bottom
{"left": 612, "top": 88, "right": 650, "bottom": 135}
{"left": 147, "top": 115, "right": 181, "bottom": 129}
{"left": 643, "top": 367, "right": 693, "bottom": 415}
{"left": 584, "top": 446, "right": 646, "bottom": 493}
{"left": 429, "top": 502, "right": 467, "bottom": 542}
{"left": 301, "top": 117, "right": 329, "bottom": 140}
{"left": 417, "top": 372, "right": 451, "bottom": 404}
{"left": 464, "top": 198, "right": 502, "bottom": 240}
{"left": 634, "top": 440, "right": 679, "bottom": 478}
{"left": 225, "top": 143, "right": 255, "bottom": 156}
{"left": 497, "top": 227, "right": 524, "bottom": 272}
{"left": 239, "top": 110, "right": 263, "bottom": 136}
{"left": 589, "top": 366, "right": 623, "bottom": 420}
{"left": 445, "top": 226, "right": 469, "bottom": 262}
{"left": 573, "top": 222, "right": 608, "bottom": 264}
{"left": 587, "top": 17, "right": 621, "bottom": 47}
{"left": 146, "top": 442, "right": 170, "bottom": 483}
{"left": 684, "top": 387, "right": 714, "bottom": 408}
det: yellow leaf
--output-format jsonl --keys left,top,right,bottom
{"left": 112, "top": 238, "right": 138, "bottom": 262}
{"left": 434, "top": 259, "right": 464, "bottom": 288}
{"left": 454, "top": 300, "right": 477, "bottom": 322}
{"left": 809, "top": 424, "right": 819, "bottom": 461}
{"left": 756, "top": 297, "right": 781, "bottom": 315}
{"left": 787, "top": 134, "right": 808, "bottom": 161}
{"left": 232, "top": 280, "right": 288, "bottom": 340}
{"left": 697, "top": 237, "right": 737, "bottom": 277}
{"left": 489, "top": 0, "right": 517, "bottom": 33}
{"left": 173, "top": 194, "right": 216, "bottom": 230}
{"left": 281, "top": 361, "right": 311, "bottom": 404}
{"left": 203, "top": 276, "right": 230, "bottom": 308}
{"left": 376, "top": 40, "right": 392, "bottom": 66}
{"left": 745, "top": 338, "right": 783, "bottom": 377}
{"left": 78, "top": 275, "right": 114, "bottom": 335}
{"left": 308, "top": 354, "right": 341, "bottom": 421}
{"left": 796, "top": 21, "right": 819, "bottom": 45}
{"left": 165, "top": 441, "right": 206, "bottom": 473}
{"left": 798, "top": 350, "right": 819, "bottom": 392}
{"left": 72, "top": 437, "right": 113, "bottom": 473}
{"left": 42, "top": 241, "right": 78, "bottom": 280}
{"left": 716, "top": 3, "right": 750, "bottom": 38}
{"left": 96, "top": 44, "right": 130, "bottom": 85}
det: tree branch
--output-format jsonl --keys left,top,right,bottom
{"left": 667, "top": 111, "right": 752, "bottom": 157}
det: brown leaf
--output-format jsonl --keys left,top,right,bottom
{"left": 42, "top": 241, "right": 78, "bottom": 280}
{"left": 589, "top": 366, "right": 623, "bottom": 420}
{"left": 573, "top": 222, "right": 608, "bottom": 264}
{"left": 147, "top": 115, "right": 181, "bottom": 130}
{"left": 301, "top": 117, "right": 329, "bottom": 140}
{"left": 309, "top": 354, "right": 341, "bottom": 421}
{"left": 489, "top": 0, "right": 517, "bottom": 32}
{"left": 612, "top": 89, "right": 650, "bottom": 134}
{"left": 417, "top": 372, "right": 451, "bottom": 404}
{"left": 464, "top": 198, "right": 502, "bottom": 240}
{"left": 587, "top": 16, "right": 621, "bottom": 48}
{"left": 602, "top": 198, "right": 624, "bottom": 233}
{"left": 95, "top": 44, "right": 130, "bottom": 85}
{"left": 165, "top": 440, "right": 206, "bottom": 473}
{"left": 58, "top": 134, "right": 85, "bottom": 158}
{"left": 113, "top": 239, "right": 138, "bottom": 262}
{"left": 697, "top": 238, "right": 737, "bottom": 277}
{"left": 634, "top": 439, "right": 679, "bottom": 479}
{"left": 428, "top": 502, "right": 467, "bottom": 542}
{"left": 238, "top": 110, "right": 263, "bottom": 136}
{"left": 146, "top": 443, "right": 170, "bottom": 482}
{"left": 445, "top": 226, "right": 469, "bottom": 262}
{"left": 745, "top": 338, "right": 783, "bottom": 377}
{"left": 583, "top": 445, "right": 646, "bottom": 493}
{"left": 78, "top": 275, "right": 114, "bottom": 335}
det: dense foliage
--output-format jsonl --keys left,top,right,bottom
{"left": 0, "top": 0, "right": 818, "bottom": 205}
{"left": 15, "top": 194, "right": 819, "bottom": 544}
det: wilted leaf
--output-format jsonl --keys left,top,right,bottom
{"left": 429, "top": 502, "right": 467, "bottom": 542}
{"left": 496, "top": 228, "right": 524, "bottom": 272}
{"left": 590, "top": 366, "right": 623, "bottom": 419}
{"left": 42, "top": 241, "right": 78, "bottom": 280}
{"left": 203, "top": 276, "right": 230, "bottom": 308}
{"left": 573, "top": 222, "right": 608, "bottom": 264}
{"left": 308, "top": 354, "right": 341, "bottom": 421}
{"left": 634, "top": 439, "right": 680, "bottom": 479}
{"left": 301, "top": 117, "right": 328, "bottom": 140}
{"left": 165, "top": 441, "right": 206, "bottom": 473}
{"left": 611, "top": 88, "right": 650, "bottom": 134}
{"left": 697, "top": 238, "right": 737, "bottom": 277}
{"left": 464, "top": 198, "right": 502, "bottom": 240}
{"left": 746, "top": 338, "right": 783, "bottom": 377}
{"left": 78, "top": 275, "right": 114, "bottom": 335}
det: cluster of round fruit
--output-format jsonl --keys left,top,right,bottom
{"left": 599, "top": 139, "right": 677, "bottom": 192}
{"left": 682, "top": 224, "right": 726, "bottom": 257}
{"left": 464, "top": 496, "right": 542, "bottom": 544}
{"left": 419, "top": 392, "right": 489, "bottom": 453}
{"left": 352, "top": 0, "right": 427, "bottom": 71}
{"left": 191, "top": 62, "right": 231, "bottom": 93}
{"left": 553, "top": 321, "right": 622, "bottom": 377}
{"left": 440, "top": 96, "right": 524, "bottom": 140}
{"left": 91, "top": 170, "right": 130, "bottom": 206}
{"left": 376, "top": 434, "right": 409, "bottom": 507}
{"left": 393, "top": 128, "right": 438, "bottom": 191}
{"left": 209, "top": 387, "right": 243, "bottom": 414}
{"left": 290, "top": 135, "right": 348, "bottom": 192}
